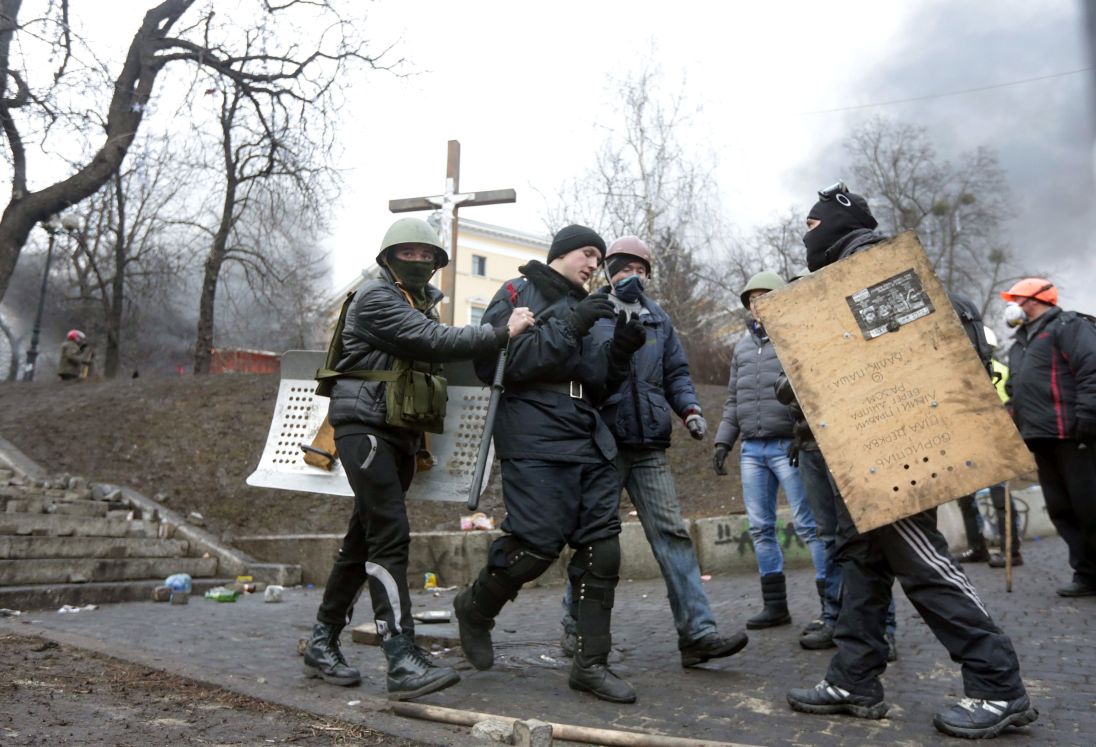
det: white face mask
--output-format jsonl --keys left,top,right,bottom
{"left": 1004, "top": 302, "right": 1026, "bottom": 328}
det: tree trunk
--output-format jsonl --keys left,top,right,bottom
{"left": 102, "top": 171, "right": 126, "bottom": 378}
{"left": 0, "top": 312, "right": 18, "bottom": 381}
{"left": 193, "top": 178, "right": 237, "bottom": 375}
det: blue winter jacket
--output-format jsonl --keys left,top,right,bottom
{"left": 590, "top": 292, "right": 701, "bottom": 449}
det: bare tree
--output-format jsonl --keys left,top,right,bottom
{"left": 844, "top": 117, "right": 1013, "bottom": 312}
{"left": 546, "top": 61, "right": 731, "bottom": 382}
{"left": 61, "top": 136, "right": 187, "bottom": 377}
{"left": 188, "top": 45, "right": 340, "bottom": 373}
{"left": 0, "top": 0, "right": 383, "bottom": 309}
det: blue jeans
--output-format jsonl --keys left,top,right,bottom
{"left": 798, "top": 447, "right": 896, "bottom": 634}
{"left": 563, "top": 446, "right": 717, "bottom": 647}
{"left": 740, "top": 437, "right": 827, "bottom": 579}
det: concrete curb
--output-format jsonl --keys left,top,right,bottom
{"left": 238, "top": 487, "right": 1057, "bottom": 587}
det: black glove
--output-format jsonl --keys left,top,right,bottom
{"left": 774, "top": 373, "right": 797, "bottom": 406}
{"left": 567, "top": 292, "right": 615, "bottom": 336}
{"left": 1074, "top": 418, "right": 1096, "bottom": 443}
{"left": 712, "top": 444, "right": 730, "bottom": 476}
{"left": 609, "top": 310, "right": 647, "bottom": 357}
{"left": 786, "top": 439, "right": 800, "bottom": 468}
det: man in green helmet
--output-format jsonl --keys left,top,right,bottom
{"left": 302, "top": 217, "right": 535, "bottom": 701}
{"left": 713, "top": 271, "right": 828, "bottom": 633}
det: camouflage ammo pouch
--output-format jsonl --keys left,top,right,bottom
{"left": 315, "top": 360, "right": 447, "bottom": 435}
{"left": 380, "top": 359, "right": 447, "bottom": 434}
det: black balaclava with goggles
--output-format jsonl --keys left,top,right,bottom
{"left": 803, "top": 189, "right": 878, "bottom": 271}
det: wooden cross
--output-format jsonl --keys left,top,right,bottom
{"left": 389, "top": 140, "right": 516, "bottom": 325}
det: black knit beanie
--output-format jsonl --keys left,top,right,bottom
{"left": 605, "top": 253, "right": 650, "bottom": 278}
{"left": 547, "top": 224, "right": 606, "bottom": 264}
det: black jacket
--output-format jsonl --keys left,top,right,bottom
{"left": 327, "top": 268, "right": 505, "bottom": 451}
{"left": 476, "top": 261, "right": 625, "bottom": 462}
{"left": 1006, "top": 306, "right": 1096, "bottom": 441}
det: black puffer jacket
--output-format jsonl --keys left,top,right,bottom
{"left": 1006, "top": 306, "right": 1096, "bottom": 441}
{"left": 475, "top": 261, "right": 626, "bottom": 462}
{"left": 327, "top": 268, "right": 506, "bottom": 451}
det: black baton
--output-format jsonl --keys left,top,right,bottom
{"left": 467, "top": 347, "right": 507, "bottom": 510}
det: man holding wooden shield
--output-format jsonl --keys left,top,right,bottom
{"left": 773, "top": 184, "right": 1038, "bottom": 740}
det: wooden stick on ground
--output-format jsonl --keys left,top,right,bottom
{"left": 388, "top": 701, "right": 758, "bottom": 747}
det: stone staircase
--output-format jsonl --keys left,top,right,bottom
{"left": 0, "top": 446, "right": 301, "bottom": 610}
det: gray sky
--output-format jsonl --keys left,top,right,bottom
{"left": 12, "top": 0, "right": 1096, "bottom": 319}
{"left": 320, "top": 0, "right": 1093, "bottom": 319}
{"left": 799, "top": 0, "right": 1095, "bottom": 319}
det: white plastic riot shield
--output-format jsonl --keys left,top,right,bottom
{"left": 246, "top": 350, "right": 494, "bottom": 502}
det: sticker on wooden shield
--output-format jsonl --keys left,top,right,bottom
{"left": 846, "top": 268, "right": 935, "bottom": 340}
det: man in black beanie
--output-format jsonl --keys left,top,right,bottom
{"left": 454, "top": 224, "right": 647, "bottom": 703}
{"left": 785, "top": 184, "right": 1038, "bottom": 740}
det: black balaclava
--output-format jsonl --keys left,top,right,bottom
{"left": 803, "top": 192, "right": 877, "bottom": 271}
{"left": 385, "top": 252, "right": 436, "bottom": 304}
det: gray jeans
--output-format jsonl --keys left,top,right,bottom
{"left": 563, "top": 446, "right": 718, "bottom": 647}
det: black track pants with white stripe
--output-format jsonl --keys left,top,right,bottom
{"left": 825, "top": 505, "right": 1025, "bottom": 701}
{"left": 317, "top": 431, "right": 416, "bottom": 638}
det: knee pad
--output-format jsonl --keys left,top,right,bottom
{"left": 568, "top": 537, "right": 621, "bottom": 594}
{"left": 490, "top": 535, "right": 555, "bottom": 586}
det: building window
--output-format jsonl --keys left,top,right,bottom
{"left": 471, "top": 254, "right": 487, "bottom": 277}
{"left": 470, "top": 306, "right": 485, "bottom": 325}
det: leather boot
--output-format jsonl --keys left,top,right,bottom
{"left": 382, "top": 632, "right": 460, "bottom": 701}
{"left": 570, "top": 655, "right": 637, "bottom": 703}
{"left": 303, "top": 623, "right": 360, "bottom": 686}
{"left": 746, "top": 573, "right": 792, "bottom": 630}
{"left": 454, "top": 584, "right": 498, "bottom": 670}
{"left": 801, "top": 578, "right": 829, "bottom": 635}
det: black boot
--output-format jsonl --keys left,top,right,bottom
{"left": 567, "top": 539, "right": 635, "bottom": 704}
{"left": 303, "top": 623, "right": 360, "bottom": 686}
{"left": 570, "top": 656, "right": 637, "bottom": 703}
{"left": 382, "top": 632, "right": 460, "bottom": 701}
{"left": 680, "top": 631, "right": 749, "bottom": 667}
{"left": 746, "top": 573, "right": 791, "bottom": 630}
{"left": 453, "top": 586, "right": 496, "bottom": 670}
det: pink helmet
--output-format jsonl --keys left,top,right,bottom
{"left": 66, "top": 329, "right": 85, "bottom": 343}
{"left": 605, "top": 236, "right": 653, "bottom": 276}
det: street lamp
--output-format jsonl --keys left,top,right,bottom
{"left": 22, "top": 214, "right": 79, "bottom": 382}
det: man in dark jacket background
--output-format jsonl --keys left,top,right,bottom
{"left": 303, "top": 217, "right": 534, "bottom": 701}
{"left": 784, "top": 183, "right": 1037, "bottom": 740}
{"left": 454, "top": 224, "right": 647, "bottom": 704}
{"left": 1002, "top": 277, "right": 1096, "bottom": 596}
{"left": 714, "top": 271, "right": 827, "bottom": 632}
{"left": 557, "top": 236, "right": 749, "bottom": 669}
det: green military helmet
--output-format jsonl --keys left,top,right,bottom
{"left": 377, "top": 217, "right": 449, "bottom": 268}
{"left": 739, "top": 271, "right": 787, "bottom": 308}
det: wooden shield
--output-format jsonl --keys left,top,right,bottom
{"left": 752, "top": 232, "right": 1035, "bottom": 532}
